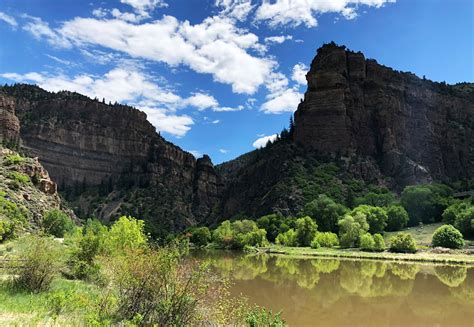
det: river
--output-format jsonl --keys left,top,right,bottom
{"left": 191, "top": 250, "right": 474, "bottom": 326}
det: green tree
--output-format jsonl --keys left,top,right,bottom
{"left": 453, "top": 206, "right": 474, "bottom": 237}
{"left": 275, "top": 229, "right": 297, "bottom": 247}
{"left": 212, "top": 220, "right": 234, "bottom": 248}
{"left": 373, "top": 233, "right": 385, "bottom": 252}
{"left": 295, "top": 216, "right": 318, "bottom": 247}
{"left": 389, "top": 233, "right": 417, "bottom": 253}
{"left": 354, "top": 190, "right": 395, "bottom": 207}
{"left": 257, "top": 214, "right": 283, "bottom": 242}
{"left": 42, "top": 209, "right": 75, "bottom": 237}
{"left": 386, "top": 205, "right": 409, "bottom": 231}
{"left": 338, "top": 212, "right": 369, "bottom": 248}
{"left": 313, "top": 232, "right": 339, "bottom": 248}
{"left": 302, "top": 195, "right": 347, "bottom": 232}
{"left": 104, "top": 216, "right": 147, "bottom": 253}
{"left": 432, "top": 225, "right": 464, "bottom": 249}
{"left": 189, "top": 227, "right": 211, "bottom": 247}
{"left": 351, "top": 205, "right": 387, "bottom": 234}
{"left": 442, "top": 201, "right": 470, "bottom": 225}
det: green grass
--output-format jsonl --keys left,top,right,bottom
{"left": 261, "top": 245, "right": 474, "bottom": 265}
{"left": 384, "top": 222, "right": 444, "bottom": 246}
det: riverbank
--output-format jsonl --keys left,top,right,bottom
{"left": 258, "top": 245, "right": 474, "bottom": 265}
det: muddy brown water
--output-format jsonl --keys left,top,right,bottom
{"left": 191, "top": 250, "right": 474, "bottom": 327}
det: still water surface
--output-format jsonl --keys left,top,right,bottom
{"left": 192, "top": 250, "right": 474, "bottom": 327}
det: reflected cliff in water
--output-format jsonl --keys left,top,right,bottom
{"left": 191, "top": 250, "right": 474, "bottom": 327}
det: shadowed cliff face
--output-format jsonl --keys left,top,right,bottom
{"left": 0, "top": 93, "right": 20, "bottom": 145}
{"left": 294, "top": 43, "right": 474, "bottom": 185}
{"left": 0, "top": 85, "right": 220, "bottom": 231}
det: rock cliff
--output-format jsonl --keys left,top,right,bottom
{"left": 0, "top": 93, "right": 20, "bottom": 145}
{"left": 294, "top": 42, "right": 474, "bottom": 186}
{"left": 0, "top": 85, "right": 220, "bottom": 232}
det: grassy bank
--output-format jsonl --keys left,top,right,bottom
{"left": 259, "top": 245, "right": 474, "bottom": 265}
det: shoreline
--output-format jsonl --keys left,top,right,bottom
{"left": 256, "top": 245, "right": 474, "bottom": 266}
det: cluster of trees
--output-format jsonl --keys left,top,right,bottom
{"left": 186, "top": 183, "right": 472, "bottom": 252}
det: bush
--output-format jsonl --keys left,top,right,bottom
{"left": 295, "top": 216, "right": 317, "bottom": 247}
{"left": 212, "top": 220, "right": 234, "bottom": 248}
{"left": 0, "top": 194, "right": 27, "bottom": 241}
{"left": 212, "top": 220, "right": 267, "bottom": 249}
{"left": 42, "top": 209, "right": 75, "bottom": 237}
{"left": 354, "top": 190, "right": 395, "bottom": 207}
{"left": 442, "top": 201, "right": 470, "bottom": 225}
{"left": 313, "top": 232, "right": 339, "bottom": 248}
{"left": 189, "top": 227, "right": 211, "bottom": 247}
{"left": 310, "top": 239, "right": 320, "bottom": 249}
{"left": 453, "top": 207, "right": 474, "bottom": 237}
{"left": 8, "top": 172, "right": 30, "bottom": 185}
{"left": 386, "top": 205, "right": 409, "bottom": 231}
{"left": 432, "top": 225, "right": 465, "bottom": 249}
{"left": 275, "top": 229, "right": 297, "bottom": 247}
{"left": 360, "top": 233, "right": 375, "bottom": 251}
{"left": 245, "top": 307, "right": 286, "bottom": 327}
{"left": 302, "top": 195, "right": 347, "bottom": 232}
{"left": 257, "top": 213, "right": 284, "bottom": 242}
{"left": 338, "top": 212, "right": 369, "bottom": 248}
{"left": 4, "top": 153, "right": 24, "bottom": 166}
{"left": 104, "top": 216, "right": 147, "bottom": 253}
{"left": 351, "top": 205, "right": 387, "bottom": 234}
{"left": 389, "top": 233, "right": 417, "bottom": 253}
{"left": 373, "top": 233, "right": 385, "bottom": 252}
{"left": 13, "top": 235, "right": 64, "bottom": 292}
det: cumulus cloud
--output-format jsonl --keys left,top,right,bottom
{"left": 291, "top": 63, "right": 308, "bottom": 85}
{"left": 182, "top": 93, "right": 219, "bottom": 110}
{"left": 255, "top": 0, "right": 395, "bottom": 27}
{"left": 261, "top": 87, "right": 301, "bottom": 114}
{"left": 264, "top": 35, "right": 293, "bottom": 44}
{"left": 25, "top": 15, "right": 275, "bottom": 94}
{"left": 215, "top": 0, "right": 255, "bottom": 21}
{"left": 140, "top": 106, "right": 193, "bottom": 137}
{"left": 0, "top": 12, "right": 17, "bottom": 27}
{"left": 120, "top": 0, "right": 168, "bottom": 17}
{"left": 252, "top": 134, "right": 278, "bottom": 148}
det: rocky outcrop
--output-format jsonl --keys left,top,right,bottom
{"left": 0, "top": 93, "right": 20, "bottom": 145}
{"left": 294, "top": 42, "right": 474, "bottom": 186}
{"left": 0, "top": 85, "right": 220, "bottom": 230}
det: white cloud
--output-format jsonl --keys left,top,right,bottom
{"left": 215, "top": 0, "right": 255, "bottom": 21}
{"left": 291, "top": 63, "right": 308, "bottom": 85}
{"left": 0, "top": 12, "right": 17, "bottom": 27}
{"left": 219, "top": 148, "right": 228, "bottom": 153}
{"left": 261, "top": 87, "right": 302, "bottom": 114}
{"left": 92, "top": 8, "right": 108, "bottom": 18}
{"left": 187, "top": 150, "right": 202, "bottom": 158}
{"left": 120, "top": 0, "right": 168, "bottom": 17}
{"left": 25, "top": 14, "right": 274, "bottom": 95}
{"left": 255, "top": 0, "right": 395, "bottom": 28}
{"left": 252, "top": 134, "right": 278, "bottom": 148}
{"left": 45, "top": 54, "right": 74, "bottom": 66}
{"left": 183, "top": 93, "right": 219, "bottom": 110}
{"left": 140, "top": 106, "right": 193, "bottom": 137}
{"left": 214, "top": 105, "right": 244, "bottom": 112}
{"left": 211, "top": 119, "right": 220, "bottom": 124}
{"left": 264, "top": 35, "right": 292, "bottom": 44}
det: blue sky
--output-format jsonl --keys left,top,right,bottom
{"left": 0, "top": 0, "right": 472, "bottom": 163}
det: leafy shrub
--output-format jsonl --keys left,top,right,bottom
{"left": 8, "top": 172, "right": 30, "bottom": 185}
{"left": 354, "top": 189, "right": 395, "bottom": 207}
{"left": 386, "top": 205, "right": 409, "bottom": 231}
{"left": 245, "top": 307, "right": 286, "bottom": 327}
{"left": 257, "top": 213, "right": 285, "bottom": 242}
{"left": 310, "top": 238, "right": 320, "bottom": 249}
{"left": 360, "top": 233, "right": 375, "bottom": 251}
{"left": 212, "top": 220, "right": 234, "bottom": 248}
{"left": 104, "top": 216, "right": 147, "bottom": 253}
{"left": 313, "top": 232, "right": 339, "bottom": 248}
{"left": 373, "top": 233, "right": 386, "bottom": 252}
{"left": 275, "top": 229, "right": 297, "bottom": 246}
{"left": 351, "top": 205, "right": 387, "bottom": 234}
{"left": 189, "top": 227, "right": 211, "bottom": 247}
{"left": 0, "top": 194, "right": 28, "bottom": 241}
{"left": 13, "top": 235, "right": 63, "bottom": 292}
{"left": 302, "top": 195, "right": 347, "bottom": 232}
{"left": 442, "top": 201, "right": 470, "bottom": 225}
{"left": 432, "top": 224, "right": 464, "bottom": 249}
{"left": 389, "top": 233, "right": 417, "bottom": 253}
{"left": 212, "top": 220, "right": 267, "bottom": 249}
{"left": 338, "top": 212, "right": 369, "bottom": 248}
{"left": 4, "top": 153, "right": 24, "bottom": 166}
{"left": 453, "top": 207, "right": 474, "bottom": 237}
{"left": 295, "top": 216, "right": 317, "bottom": 247}
{"left": 42, "top": 209, "right": 75, "bottom": 237}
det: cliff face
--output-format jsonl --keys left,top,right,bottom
{"left": 294, "top": 43, "right": 474, "bottom": 186}
{"left": 0, "top": 85, "right": 220, "bottom": 231}
{"left": 0, "top": 93, "right": 20, "bottom": 145}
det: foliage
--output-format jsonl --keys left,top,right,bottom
{"left": 212, "top": 220, "right": 234, "bottom": 248}
{"left": 13, "top": 235, "right": 64, "bottom": 292}
{"left": 4, "top": 153, "right": 24, "bottom": 166}
{"left": 275, "top": 229, "right": 298, "bottom": 247}
{"left": 442, "top": 201, "right": 470, "bottom": 225}
{"left": 257, "top": 213, "right": 285, "bottom": 242}
{"left": 302, "top": 194, "right": 347, "bottom": 232}
{"left": 0, "top": 194, "right": 28, "bottom": 241}
{"left": 8, "top": 172, "right": 30, "bottom": 185}
{"left": 389, "top": 233, "right": 417, "bottom": 253}
{"left": 310, "top": 238, "right": 320, "bottom": 249}
{"left": 42, "top": 209, "right": 75, "bottom": 237}
{"left": 351, "top": 205, "right": 387, "bottom": 234}
{"left": 245, "top": 306, "right": 286, "bottom": 327}
{"left": 189, "top": 227, "right": 211, "bottom": 247}
{"left": 313, "top": 232, "right": 339, "bottom": 248}
{"left": 401, "top": 184, "right": 453, "bottom": 226}
{"left": 373, "top": 233, "right": 385, "bottom": 252}
{"left": 295, "top": 216, "right": 318, "bottom": 247}
{"left": 354, "top": 189, "right": 395, "bottom": 207}
{"left": 104, "top": 216, "right": 147, "bottom": 253}
{"left": 213, "top": 220, "right": 268, "bottom": 249}
{"left": 454, "top": 206, "right": 474, "bottom": 237}
{"left": 338, "top": 212, "right": 369, "bottom": 248}
{"left": 359, "top": 233, "right": 375, "bottom": 251}
{"left": 386, "top": 205, "right": 409, "bottom": 231}
{"left": 432, "top": 224, "right": 465, "bottom": 249}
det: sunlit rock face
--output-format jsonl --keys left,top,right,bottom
{"left": 0, "top": 84, "right": 220, "bottom": 229}
{"left": 0, "top": 93, "right": 20, "bottom": 145}
{"left": 294, "top": 43, "right": 474, "bottom": 186}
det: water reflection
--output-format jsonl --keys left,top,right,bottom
{"left": 192, "top": 250, "right": 474, "bottom": 326}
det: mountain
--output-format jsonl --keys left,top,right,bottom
{"left": 1, "top": 43, "right": 472, "bottom": 233}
